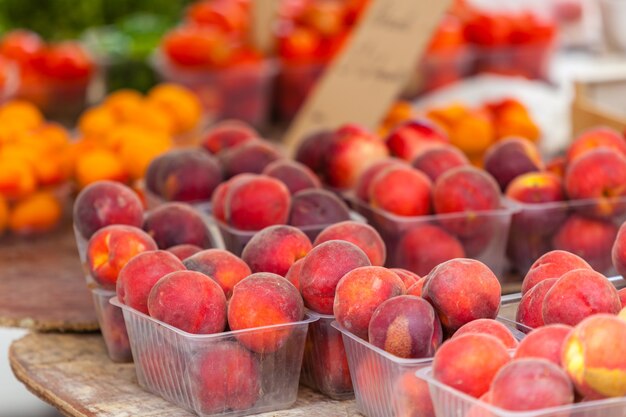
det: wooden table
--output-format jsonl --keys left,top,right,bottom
{"left": 9, "top": 332, "right": 362, "bottom": 417}
{"left": 0, "top": 223, "right": 98, "bottom": 331}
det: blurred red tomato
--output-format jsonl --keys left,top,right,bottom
{"left": 0, "top": 30, "right": 43, "bottom": 65}
{"left": 186, "top": 0, "right": 249, "bottom": 34}
{"left": 34, "top": 42, "right": 93, "bottom": 80}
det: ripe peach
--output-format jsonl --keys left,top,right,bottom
{"left": 225, "top": 174, "right": 291, "bottom": 230}
{"left": 368, "top": 166, "right": 432, "bottom": 216}
{"left": 325, "top": 124, "right": 389, "bottom": 189}
{"left": 552, "top": 215, "right": 617, "bottom": 272}
{"left": 143, "top": 202, "right": 212, "bottom": 249}
{"left": 452, "top": 319, "right": 518, "bottom": 349}
{"left": 304, "top": 324, "right": 353, "bottom": 396}
{"left": 210, "top": 173, "right": 255, "bottom": 222}
{"left": 516, "top": 278, "right": 557, "bottom": 329}
{"left": 620, "top": 288, "right": 626, "bottom": 307}
{"left": 294, "top": 129, "right": 334, "bottom": 176}
{"left": 506, "top": 171, "right": 564, "bottom": 204}
{"left": 354, "top": 158, "right": 406, "bottom": 202}
{"left": 566, "top": 127, "right": 626, "bottom": 163}
{"left": 116, "top": 250, "right": 185, "bottom": 314}
{"left": 543, "top": 269, "right": 621, "bottom": 326}
{"left": 288, "top": 189, "right": 350, "bottom": 227}
{"left": 411, "top": 145, "right": 469, "bottom": 182}
{"left": 521, "top": 250, "right": 592, "bottom": 295}
{"left": 514, "top": 324, "right": 572, "bottom": 365}
{"left": 241, "top": 225, "right": 312, "bottom": 277}
{"left": 300, "top": 240, "right": 371, "bottom": 314}
{"left": 74, "top": 180, "right": 143, "bottom": 239}
{"left": 314, "top": 221, "right": 386, "bottom": 267}
{"left": 433, "top": 167, "right": 501, "bottom": 237}
{"left": 368, "top": 295, "right": 442, "bottom": 358}
{"left": 394, "top": 224, "right": 466, "bottom": 276}
{"left": 219, "top": 139, "right": 283, "bottom": 178}
{"left": 385, "top": 119, "right": 449, "bottom": 162}
{"left": 562, "top": 314, "right": 626, "bottom": 399}
{"left": 334, "top": 266, "right": 406, "bottom": 339}
{"left": 565, "top": 149, "right": 626, "bottom": 218}
{"left": 612, "top": 221, "right": 626, "bottom": 278}
{"left": 183, "top": 249, "right": 252, "bottom": 299}
{"left": 200, "top": 119, "right": 258, "bottom": 154}
{"left": 262, "top": 159, "right": 321, "bottom": 194}
{"left": 145, "top": 149, "right": 223, "bottom": 202}
{"left": 483, "top": 138, "right": 543, "bottom": 191}
{"left": 87, "top": 225, "right": 157, "bottom": 289}
{"left": 432, "top": 333, "right": 510, "bottom": 398}
{"left": 407, "top": 277, "right": 426, "bottom": 297}
{"left": 228, "top": 273, "right": 304, "bottom": 353}
{"left": 393, "top": 371, "right": 435, "bottom": 417}
{"left": 423, "top": 259, "right": 501, "bottom": 333}
{"left": 490, "top": 359, "right": 574, "bottom": 411}
{"left": 166, "top": 243, "right": 202, "bottom": 261}
{"left": 190, "top": 341, "right": 261, "bottom": 414}
{"left": 546, "top": 156, "right": 566, "bottom": 178}
{"left": 147, "top": 270, "right": 227, "bottom": 334}
{"left": 285, "top": 258, "right": 303, "bottom": 291}
{"left": 390, "top": 268, "right": 420, "bottom": 288}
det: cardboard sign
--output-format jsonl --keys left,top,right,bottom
{"left": 284, "top": 0, "right": 452, "bottom": 151}
{"left": 250, "top": 0, "right": 280, "bottom": 55}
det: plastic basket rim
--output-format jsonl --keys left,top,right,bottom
{"left": 110, "top": 296, "right": 318, "bottom": 339}
{"left": 416, "top": 366, "right": 626, "bottom": 417}
{"left": 347, "top": 192, "right": 518, "bottom": 223}
{"left": 150, "top": 49, "right": 279, "bottom": 75}
{"left": 502, "top": 195, "right": 626, "bottom": 212}
{"left": 137, "top": 179, "right": 214, "bottom": 211}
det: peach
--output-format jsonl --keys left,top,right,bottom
{"left": 190, "top": 341, "right": 261, "bottom": 414}
{"left": 143, "top": 202, "right": 212, "bottom": 249}
{"left": 225, "top": 174, "right": 291, "bottom": 230}
{"left": 620, "top": 288, "right": 626, "bottom": 307}
{"left": 452, "top": 319, "right": 518, "bottom": 349}
{"left": 300, "top": 240, "right": 371, "bottom": 314}
{"left": 305, "top": 325, "right": 353, "bottom": 396}
{"left": 612, "top": 221, "right": 626, "bottom": 278}
{"left": 411, "top": 145, "right": 469, "bottom": 182}
{"left": 200, "top": 119, "right": 258, "bottom": 154}
{"left": 393, "top": 372, "right": 435, "bottom": 417}
{"left": 99, "top": 299, "right": 132, "bottom": 362}
{"left": 116, "top": 250, "right": 185, "bottom": 314}
{"left": 261, "top": 159, "right": 321, "bottom": 194}
{"left": 546, "top": 156, "right": 566, "bottom": 178}
{"left": 354, "top": 158, "right": 406, "bottom": 202}
{"left": 514, "top": 324, "right": 572, "bottom": 365}
{"left": 433, "top": 167, "right": 501, "bottom": 237}
{"left": 137, "top": 343, "right": 183, "bottom": 393}
{"left": 620, "top": 307, "right": 626, "bottom": 321}
{"left": 228, "top": 273, "right": 304, "bottom": 353}
{"left": 506, "top": 231, "right": 553, "bottom": 274}
{"left": 516, "top": 278, "right": 557, "bottom": 329}
{"left": 521, "top": 250, "right": 592, "bottom": 295}
{"left": 385, "top": 119, "right": 449, "bottom": 162}
{"left": 506, "top": 171, "right": 565, "bottom": 204}
{"left": 145, "top": 149, "right": 223, "bottom": 202}
{"left": 423, "top": 259, "right": 501, "bottom": 333}
{"left": 241, "top": 225, "right": 312, "bottom": 277}
{"left": 285, "top": 258, "right": 304, "bottom": 291}
{"left": 325, "top": 124, "right": 389, "bottom": 189}
{"left": 210, "top": 173, "right": 255, "bottom": 222}
{"left": 407, "top": 277, "right": 426, "bottom": 297}
{"left": 294, "top": 129, "right": 335, "bottom": 176}
{"left": 183, "top": 249, "right": 252, "bottom": 299}
{"left": 390, "top": 268, "right": 420, "bottom": 288}
{"left": 394, "top": 224, "right": 466, "bottom": 277}
{"left": 334, "top": 266, "right": 406, "bottom": 339}
{"left": 368, "top": 295, "right": 442, "bottom": 358}
{"left": 432, "top": 333, "right": 510, "bottom": 398}
{"left": 483, "top": 138, "right": 543, "bottom": 191}
{"left": 562, "top": 314, "right": 626, "bottom": 399}
{"left": 552, "top": 215, "right": 617, "bottom": 272}
{"left": 490, "top": 359, "right": 574, "bottom": 411}
{"left": 74, "top": 180, "right": 143, "bottom": 239}
{"left": 147, "top": 270, "right": 227, "bottom": 334}
{"left": 166, "top": 244, "right": 202, "bottom": 261}
{"left": 566, "top": 127, "right": 626, "bottom": 163}
{"left": 543, "top": 269, "right": 621, "bottom": 326}
{"left": 219, "top": 139, "right": 283, "bottom": 178}
{"left": 368, "top": 166, "right": 432, "bottom": 216}
{"left": 565, "top": 149, "right": 626, "bottom": 218}
{"left": 314, "top": 221, "right": 386, "bottom": 267}
{"left": 288, "top": 189, "right": 350, "bottom": 227}
{"left": 87, "top": 225, "right": 157, "bottom": 289}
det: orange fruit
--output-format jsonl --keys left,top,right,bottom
{"left": 147, "top": 83, "right": 203, "bottom": 134}
{"left": 75, "top": 148, "right": 127, "bottom": 188}
{"left": 0, "top": 158, "right": 37, "bottom": 199}
{"left": 103, "top": 89, "right": 144, "bottom": 120}
{"left": 0, "top": 100, "right": 44, "bottom": 130}
{"left": 124, "top": 101, "right": 176, "bottom": 135}
{"left": 8, "top": 191, "right": 63, "bottom": 234}
{"left": 119, "top": 130, "right": 172, "bottom": 180}
{"left": 78, "top": 106, "right": 117, "bottom": 140}
{"left": 0, "top": 195, "right": 8, "bottom": 235}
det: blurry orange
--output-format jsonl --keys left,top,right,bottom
{"left": 8, "top": 191, "right": 62, "bottom": 234}
{"left": 379, "top": 101, "right": 415, "bottom": 136}
{"left": 35, "top": 122, "right": 71, "bottom": 150}
{"left": 78, "top": 106, "right": 117, "bottom": 140}
{"left": 102, "top": 124, "right": 151, "bottom": 153}
{"left": 0, "top": 159, "right": 37, "bottom": 199}
{"left": 0, "top": 195, "right": 8, "bottom": 235}
{"left": 147, "top": 83, "right": 203, "bottom": 134}
{"left": 103, "top": 89, "right": 144, "bottom": 120}
{"left": 427, "top": 103, "right": 469, "bottom": 128}
{"left": 33, "top": 156, "right": 67, "bottom": 186}
{"left": 0, "top": 143, "right": 41, "bottom": 167}
{"left": 0, "top": 100, "right": 44, "bottom": 130}
{"left": 119, "top": 130, "right": 172, "bottom": 180}
{"left": 125, "top": 101, "right": 176, "bottom": 135}
{"left": 449, "top": 111, "right": 495, "bottom": 156}
{"left": 75, "top": 148, "right": 127, "bottom": 188}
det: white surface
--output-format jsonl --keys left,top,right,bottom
{"left": 0, "top": 328, "right": 63, "bottom": 417}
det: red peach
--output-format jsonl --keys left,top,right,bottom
{"left": 219, "top": 139, "right": 284, "bottom": 178}
{"left": 390, "top": 268, "right": 420, "bottom": 288}
{"left": 288, "top": 189, "right": 351, "bottom": 227}
{"left": 521, "top": 250, "right": 592, "bottom": 295}
{"left": 393, "top": 371, "right": 435, "bottom": 417}
{"left": 143, "top": 202, "right": 212, "bottom": 249}
{"left": 514, "top": 324, "right": 572, "bottom": 365}
{"left": 368, "top": 166, "right": 432, "bottom": 216}
{"left": 285, "top": 258, "right": 304, "bottom": 291}
{"left": 566, "top": 127, "right": 626, "bottom": 164}
{"left": 516, "top": 278, "right": 557, "bottom": 329}
{"left": 620, "top": 288, "right": 626, "bottom": 308}
{"left": 294, "top": 129, "right": 335, "bottom": 176}
{"left": 612, "top": 221, "right": 626, "bottom": 278}
{"left": 411, "top": 145, "right": 469, "bottom": 182}
{"left": 385, "top": 119, "right": 449, "bottom": 162}
{"left": 452, "top": 319, "right": 518, "bottom": 349}
{"left": 354, "top": 158, "right": 407, "bottom": 202}
{"left": 505, "top": 171, "right": 565, "bottom": 204}
{"left": 407, "top": 277, "right": 426, "bottom": 297}
{"left": 262, "top": 159, "right": 321, "bottom": 194}
{"left": 166, "top": 244, "right": 203, "bottom": 261}
{"left": 183, "top": 249, "right": 252, "bottom": 298}
{"left": 210, "top": 173, "right": 255, "bottom": 222}
{"left": 200, "top": 119, "right": 258, "bottom": 154}
{"left": 314, "top": 221, "right": 386, "bottom": 267}
{"left": 483, "top": 137, "right": 544, "bottom": 191}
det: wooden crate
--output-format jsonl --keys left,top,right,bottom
{"left": 572, "top": 79, "right": 626, "bottom": 136}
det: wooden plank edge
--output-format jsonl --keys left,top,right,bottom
{"left": 0, "top": 316, "right": 99, "bottom": 332}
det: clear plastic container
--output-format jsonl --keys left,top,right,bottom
{"left": 332, "top": 318, "right": 526, "bottom": 417}
{"left": 300, "top": 311, "right": 353, "bottom": 400}
{"left": 92, "top": 288, "right": 132, "bottom": 363}
{"left": 506, "top": 197, "right": 626, "bottom": 275}
{"left": 348, "top": 196, "right": 515, "bottom": 278}
{"left": 474, "top": 41, "right": 556, "bottom": 81}
{"left": 419, "top": 365, "right": 626, "bottom": 417}
{"left": 405, "top": 47, "right": 475, "bottom": 98}
{"left": 216, "top": 210, "right": 366, "bottom": 256}
{"left": 276, "top": 61, "right": 325, "bottom": 121}
{"left": 152, "top": 52, "right": 275, "bottom": 128}
{"left": 111, "top": 297, "right": 317, "bottom": 417}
